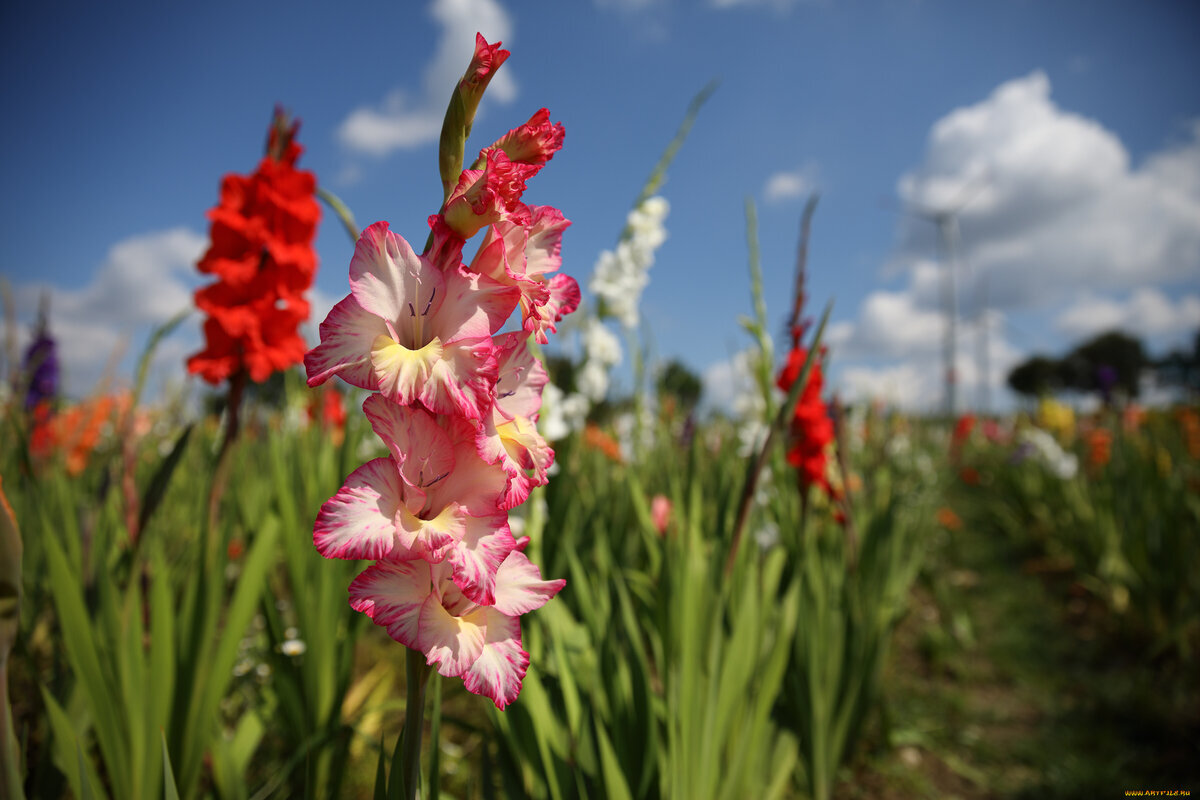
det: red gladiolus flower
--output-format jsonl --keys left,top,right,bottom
{"left": 776, "top": 346, "right": 834, "bottom": 494}
{"left": 187, "top": 108, "right": 321, "bottom": 385}
{"left": 952, "top": 413, "right": 976, "bottom": 446}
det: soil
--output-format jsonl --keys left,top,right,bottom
{"left": 835, "top": 519, "right": 1200, "bottom": 799}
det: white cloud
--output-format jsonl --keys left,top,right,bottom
{"left": 831, "top": 309, "right": 1022, "bottom": 414}
{"left": 594, "top": 0, "right": 666, "bottom": 10}
{"left": 337, "top": 0, "right": 516, "bottom": 157}
{"left": 1056, "top": 288, "right": 1200, "bottom": 342}
{"left": 701, "top": 349, "right": 760, "bottom": 414}
{"left": 829, "top": 72, "right": 1200, "bottom": 413}
{"left": 763, "top": 164, "right": 819, "bottom": 203}
{"left": 14, "top": 228, "right": 207, "bottom": 398}
{"left": 838, "top": 362, "right": 931, "bottom": 410}
{"left": 709, "top": 0, "right": 807, "bottom": 10}
{"left": 827, "top": 288, "right": 945, "bottom": 359}
{"left": 892, "top": 72, "right": 1200, "bottom": 312}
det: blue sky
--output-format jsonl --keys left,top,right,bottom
{"left": 2, "top": 0, "right": 1198, "bottom": 413}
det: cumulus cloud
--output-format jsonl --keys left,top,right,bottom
{"left": 709, "top": 0, "right": 806, "bottom": 10}
{"left": 831, "top": 308, "right": 1022, "bottom": 413}
{"left": 701, "top": 349, "right": 760, "bottom": 413}
{"left": 338, "top": 0, "right": 515, "bottom": 157}
{"left": 838, "top": 363, "right": 931, "bottom": 410}
{"left": 13, "top": 228, "right": 207, "bottom": 398}
{"left": 828, "top": 288, "right": 945, "bottom": 359}
{"left": 594, "top": 0, "right": 666, "bottom": 10}
{"left": 827, "top": 71, "right": 1200, "bottom": 412}
{"left": 894, "top": 71, "right": 1200, "bottom": 311}
{"left": 763, "top": 164, "right": 820, "bottom": 203}
{"left": 1056, "top": 288, "right": 1200, "bottom": 342}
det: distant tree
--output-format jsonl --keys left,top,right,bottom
{"left": 1063, "top": 329, "right": 1147, "bottom": 398}
{"left": 656, "top": 359, "right": 703, "bottom": 414}
{"left": 1154, "top": 328, "right": 1200, "bottom": 394}
{"left": 544, "top": 354, "right": 577, "bottom": 394}
{"left": 1007, "top": 355, "right": 1061, "bottom": 398}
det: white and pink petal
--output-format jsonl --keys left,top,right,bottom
{"left": 523, "top": 206, "right": 571, "bottom": 279}
{"left": 417, "top": 599, "right": 486, "bottom": 678}
{"left": 419, "top": 338, "right": 499, "bottom": 420}
{"left": 433, "top": 266, "right": 520, "bottom": 343}
{"left": 446, "top": 514, "right": 517, "bottom": 605}
{"left": 348, "top": 559, "right": 432, "bottom": 649}
{"left": 362, "top": 396, "right": 455, "bottom": 489}
{"left": 523, "top": 273, "right": 580, "bottom": 344}
{"left": 478, "top": 414, "right": 554, "bottom": 509}
{"left": 396, "top": 501, "right": 463, "bottom": 562}
{"left": 313, "top": 458, "right": 405, "bottom": 561}
{"left": 304, "top": 295, "right": 390, "bottom": 390}
{"left": 491, "top": 549, "right": 566, "bottom": 617}
{"left": 461, "top": 609, "right": 528, "bottom": 710}
{"left": 492, "top": 332, "right": 548, "bottom": 420}
{"left": 349, "top": 222, "right": 444, "bottom": 327}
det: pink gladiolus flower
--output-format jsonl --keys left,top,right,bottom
{"left": 476, "top": 333, "right": 555, "bottom": 508}
{"left": 315, "top": 396, "right": 515, "bottom": 603}
{"left": 488, "top": 108, "right": 565, "bottom": 166}
{"left": 305, "top": 221, "right": 518, "bottom": 419}
{"left": 349, "top": 549, "right": 564, "bottom": 709}
{"left": 442, "top": 149, "right": 538, "bottom": 240}
{"left": 651, "top": 494, "right": 672, "bottom": 535}
{"left": 459, "top": 34, "right": 510, "bottom": 115}
{"left": 470, "top": 206, "right": 580, "bottom": 343}
{"left": 308, "top": 32, "right": 571, "bottom": 711}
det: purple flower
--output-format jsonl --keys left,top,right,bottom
{"left": 1096, "top": 364, "right": 1118, "bottom": 403}
{"left": 21, "top": 313, "right": 58, "bottom": 411}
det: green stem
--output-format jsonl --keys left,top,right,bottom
{"left": 317, "top": 187, "right": 360, "bottom": 243}
{"left": 725, "top": 302, "right": 833, "bottom": 577}
{"left": 205, "top": 368, "right": 246, "bottom": 567}
{"left": 401, "top": 647, "right": 432, "bottom": 800}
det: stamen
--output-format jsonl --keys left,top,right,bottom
{"left": 498, "top": 390, "right": 516, "bottom": 399}
{"left": 423, "top": 470, "right": 449, "bottom": 487}
{"left": 422, "top": 286, "right": 436, "bottom": 316}
{"left": 408, "top": 302, "right": 417, "bottom": 317}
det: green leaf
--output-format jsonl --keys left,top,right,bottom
{"left": 161, "top": 732, "right": 180, "bottom": 800}
{"left": 43, "top": 532, "right": 129, "bottom": 795}
{"left": 137, "top": 424, "right": 193, "bottom": 536}
{"left": 593, "top": 719, "right": 633, "bottom": 800}
{"left": 40, "top": 688, "right": 104, "bottom": 800}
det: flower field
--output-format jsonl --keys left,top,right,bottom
{"left": 3, "top": 31, "right": 1199, "bottom": 800}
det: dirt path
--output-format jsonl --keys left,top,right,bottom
{"left": 840, "top": 521, "right": 1200, "bottom": 799}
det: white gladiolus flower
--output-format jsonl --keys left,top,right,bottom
{"left": 1019, "top": 427, "right": 1079, "bottom": 480}
{"left": 539, "top": 382, "right": 571, "bottom": 441}
{"left": 583, "top": 319, "right": 622, "bottom": 366}
{"left": 577, "top": 361, "right": 610, "bottom": 403}
{"left": 561, "top": 392, "right": 589, "bottom": 431}
{"left": 590, "top": 196, "right": 670, "bottom": 330}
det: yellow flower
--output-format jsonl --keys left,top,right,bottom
{"left": 1037, "top": 397, "right": 1075, "bottom": 441}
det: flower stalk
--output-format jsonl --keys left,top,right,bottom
{"left": 307, "top": 33, "right": 574, "bottom": 797}
{"left": 726, "top": 302, "right": 832, "bottom": 577}
{"left": 400, "top": 647, "right": 433, "bottom": 800}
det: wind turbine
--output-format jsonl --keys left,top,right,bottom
{"left": 902, "top": 175, "right": 987, "bottom": 419}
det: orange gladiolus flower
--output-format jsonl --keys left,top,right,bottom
{"left": 935, "top": 507, "right": 964, "bottom": 531}
{"left": 30, "top": 393, "right": 131, "bottom": 475}
{"left": 1086, "top": 428, "right": 1113, "bottom": 471}
{"left": 1178, "top": 408, "right": 1200, "bottom": 459}
{"left": 583, "top": 423, "right": 623, "bottom": 463}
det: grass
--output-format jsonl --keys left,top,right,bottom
{"left": 839, "top": 487, "right": 1200, "bottom": 799}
